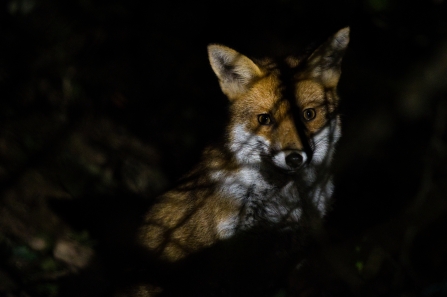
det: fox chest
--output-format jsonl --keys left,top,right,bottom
{"left": 214, "top": 168, "right": 303, "bottom": 238}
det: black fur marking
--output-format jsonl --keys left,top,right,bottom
{"left": 275, "top": 59, "right": 315, "bottom": 163}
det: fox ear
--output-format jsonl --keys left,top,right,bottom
{"left": 306, "top": 27, "right": 350, "bottom": 87}
{"left": 208, "top": 44, "right": 263, "bottom": 100}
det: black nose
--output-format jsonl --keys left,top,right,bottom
{"left": 285, "top": 153, "right": 303, "bottom": 169}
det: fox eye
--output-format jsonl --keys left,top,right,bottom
{"left": 258, "top": 114, "right": 272, "bottom": 125}
{"left": 303, "top": 108, "right": 316, "bottom": 121}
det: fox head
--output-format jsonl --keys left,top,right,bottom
{"left": 208, "top": 28, "right": 349, "bottom": 173}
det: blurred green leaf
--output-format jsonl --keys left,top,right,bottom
{"left": 356, "top": 261, "right": 364, "bottom": 273}
{"left": 366, "top": 0, "right": 390, "bottom": 12}
{"left": 13, "top": 245, "right": 38, "bottom": 261}
{"left": 36, "top": 283, "right": 59, "bottom": 297}
{"left": 40, "top": 258, "right": 59, "bottom": 272}
{"left": 273, "top": 289, "right": 287, "bottom": 297}
{"left": 68, "top": 230, "right": 95, "bottom": 246}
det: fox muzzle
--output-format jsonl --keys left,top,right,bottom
{"left": 272, "top": 150, "right": 308, "bottom": 172}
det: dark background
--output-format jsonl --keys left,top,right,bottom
{"left": 0, "top": 0, "right": 447, "bottom": 296}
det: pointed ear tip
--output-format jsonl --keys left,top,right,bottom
{"left": 337, "top": 27, "right": 350, "bottom": 40}
{"left": 207, "top": 44, "right": 234, "bottom": 57}
{"left": 332, "top": 27, "right": 350, "bottom": 49}
{"left": 336, "top": 27, "right": 350, "bottom": 37}
{"left": 207, "top": 44, "right": 219, "bottom": 55}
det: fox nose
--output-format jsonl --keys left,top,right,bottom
{"left": 285, "top": 152, "right": 304, "bottom": 169}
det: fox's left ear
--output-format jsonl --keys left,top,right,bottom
{"left": 306, "top": 27, "right": 350, "bottom": 88}
{"left": 208, "top": 44, "right": 263, "bottom": 100}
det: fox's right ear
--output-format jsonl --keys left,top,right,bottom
{"left": 208, "top": 44, "right": 263, "bottom": 100}
{"left": 306, "top": 27, "right": 350, "bottom": 88}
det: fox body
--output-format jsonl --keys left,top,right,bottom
{"left": 130, "top": 28, "right": 349, "bottom": 297}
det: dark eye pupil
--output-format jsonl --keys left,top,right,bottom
{"left": 258, "top": 114, "right": 271, "bottom": 125}
{"left": 303, "top": 109, "right": 316, "bottom": 121}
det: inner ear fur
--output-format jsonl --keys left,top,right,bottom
{"left": 208, "top": 44, "right": 263, "bottom": 100}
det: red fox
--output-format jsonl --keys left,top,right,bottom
{"left": 125, "top": 28, "right": 350, "bottom": 297}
